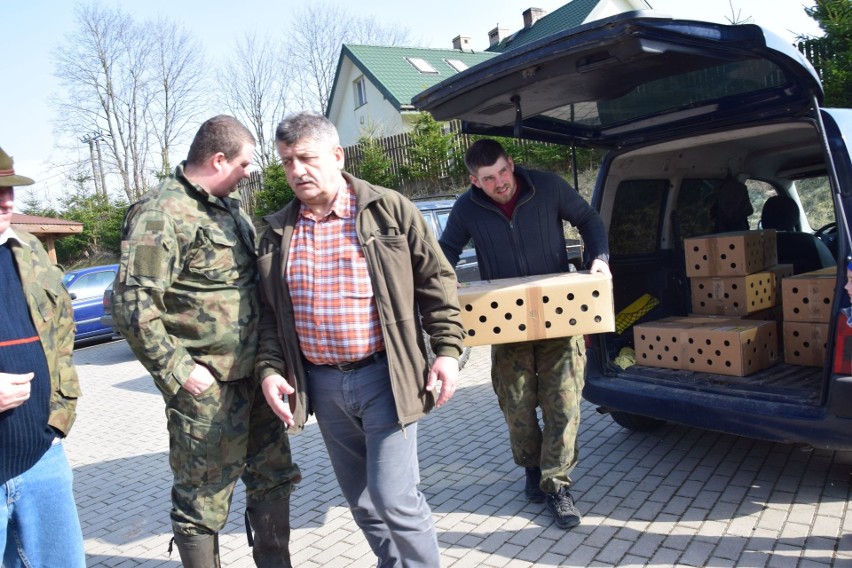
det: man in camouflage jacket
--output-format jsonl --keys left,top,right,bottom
{"left": 0, "top": 147, "right": 85, "bottom": 566}
{"left": 113, "top": 116, "right": 300, "bottom": 568}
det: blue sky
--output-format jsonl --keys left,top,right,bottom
{"left": 2, "top": 0, "right": 821, "bottom": 203}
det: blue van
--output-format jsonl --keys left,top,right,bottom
{"left": 414, "top": 12, "right": 852, "bottom": 449}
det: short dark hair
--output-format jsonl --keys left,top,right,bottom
{"left": 275, "top": 111, "right": 340, "bottom": 149}
{"left": 186, "top": 115, "right": 255, "bottom": 167}
{"left": 464, "top": 139, "right": 510, "bottom": 175}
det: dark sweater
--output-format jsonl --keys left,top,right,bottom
{"left": 439, "top": 166, "right": 610, "bottom": 280}
{"left": 0, "top": 242, "right": 54, "bottom": 483}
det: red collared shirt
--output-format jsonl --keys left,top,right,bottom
{"left": 286, "top": 184, "right": 385, "bottom": 365}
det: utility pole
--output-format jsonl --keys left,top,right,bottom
{"left": 79, "top": 131, "right": 110, "bottom": 196}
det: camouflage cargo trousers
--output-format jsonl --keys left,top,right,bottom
{"left": 163, "top": 377, "right": 302, "bottom": 536}
{"left": 491, "top": 335, "right": 585, "bottom": 494}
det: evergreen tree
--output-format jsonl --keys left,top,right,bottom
{"left": 254, "top": 162, "right": 295, "bottom": 219}
{"left": 804, "top": 0, "right": 852, "bottom": 108}
{"left": 356, "top": 136, "right": 398, "bottom": 189}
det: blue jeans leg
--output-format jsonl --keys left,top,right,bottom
{"left": 307, "top": 358, "right": 439, "bottom": 568}
{"left": 1, "top": 441, "right": 86, "bottom": 568}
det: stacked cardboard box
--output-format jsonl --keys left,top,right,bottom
{"left": 633, "top": 231, "right": 784, "bottom": 377}
{"left": 634, "top": 316, "right": 778, "bottom": 376}
{"left": 781, "top": 267, "right": 836, "bottom": 366}
{"left": 456, "top": 272, "right": 615, "bottom": 347}
{"left": 684, "top": 230, "right": 791, "bottom": 316}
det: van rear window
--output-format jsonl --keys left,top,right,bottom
{"left": 609, "top": 179, "right": 668, "bottom": 255}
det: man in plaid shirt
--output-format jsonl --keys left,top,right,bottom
{"left": 256, "top": 112, "right": 465, "bottom": 567}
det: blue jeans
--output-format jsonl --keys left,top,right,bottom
{"left": 1, "top": 441, "right": 85, "bottom": 568}
{"left": 306, "top": 355, "right": 439, "bottom": 568}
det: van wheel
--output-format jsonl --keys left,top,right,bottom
{"left": 610, "top": 411, "right": 665, "bottom": 432}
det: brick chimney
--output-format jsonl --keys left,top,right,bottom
{"left": 452, "top": 35, "right": 471, "bottom": 51}
{"left": 488, "top": 25, "right": 509, "bottom": 48}
{"left": 523, "top": 8, "right": 547, "bottom": 29}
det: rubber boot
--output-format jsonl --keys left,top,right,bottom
{"left": 170, "top": 532, "right": 221, "bottom": 568}
{"left": 245, "top": 497, "right": 293, "bottom": 568}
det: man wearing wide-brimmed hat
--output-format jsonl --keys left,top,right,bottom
{"left": 0, "top": 147, "right": 85, "bottom": 567}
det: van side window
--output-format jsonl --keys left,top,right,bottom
{"left": 609, "top": 179, "right": 669, "bottom": 256}
{"left": 676, "top": 179, "right": 721, "bottom": 238}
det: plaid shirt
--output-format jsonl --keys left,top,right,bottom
{"left": 286, "top": 184, "right": 385, "bottom": 365}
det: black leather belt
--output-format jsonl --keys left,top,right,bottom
{"left": 329, "top": 351, "right": 385, "bottom": 372}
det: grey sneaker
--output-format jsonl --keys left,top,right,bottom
{"left": 524, "top": 467, "right": 546, "bottom": 503}
{"left": 546, "top": 487, "right": 581, "bottom": 529}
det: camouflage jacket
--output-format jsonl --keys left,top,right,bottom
{"left": 9, "top": 230, "right": 80, "bottom": 436}
{"left": 113, "top": 163, "right": 259, "bottom": 397}
{"left": 256, "top": 172, "right": 465, "bottom": 432}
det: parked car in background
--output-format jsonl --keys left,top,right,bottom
{"left": 62, "top": 264, "right": 119, "bottom": 343}
{"left": 99, "top": 277, "right": 119, "bottom": 337}
{"left": 415, "top": 12, "right": 852, "bottom": 449}
{"left": 413, "top": 196, "right": 481, "bottom": 283}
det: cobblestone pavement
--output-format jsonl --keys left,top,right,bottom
{"left": 67, "top": 339, "right": 852, "bottom": 567}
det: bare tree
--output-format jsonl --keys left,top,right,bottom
{"left": 724, "top": 0, "right": 754, "bottom": 25}
{"left": 287, "top": 2, "right": 413, "bottom": 114}
{"left": 53, "top": 3, "right": 205, "bottom": 200}
{"left": 146, "top": 18, "right": 208, "bottom": 178}
{"left": 219, "top": 33, "right": 291, "bottom": 169}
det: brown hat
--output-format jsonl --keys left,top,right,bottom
{"left": 0, "top": 147, "right": 35, "bottom": 187}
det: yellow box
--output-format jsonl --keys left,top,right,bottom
{"left": 684, "top": 230, "right": 777, "bottom": 277}
{"left": 781, "top": 267, "right": 836, "bottom": 323}
{"left": 783, "top": 321, "right": 829, "bottom": 367}
{"left": 457, "top": 272, "right": 614, "bottom": 346}
{"left": 690, "top": 264, "right": 793, "bottom": 315}
{"left": 634, "top": 316, "right": 778, "bottom": 376}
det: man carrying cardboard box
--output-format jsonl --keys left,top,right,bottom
{"left": 440, "top": 139, "right": 610, "bottom": 530}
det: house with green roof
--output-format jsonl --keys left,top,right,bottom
{"left": 326, "top": 0, "right": 650, "bottom": 147}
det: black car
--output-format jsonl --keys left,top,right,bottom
{"left": 415, "top": 11, "right": 852, "bottom": 449}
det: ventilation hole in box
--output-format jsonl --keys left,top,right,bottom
{"left": 581, "top": 304, "right": 588, "bottom": 312}
{"left": 479, "top": 315, "right": 487, "bottom": 323}
{"left": 793, "top": 330, "right": 800, "bottom": 337}
{"left": 516, "top": 298, "right": 524, "bottom": 306}
{"left": 641, "top": 334, "right": 647, "bottom": 340}
{"left": 656, "top": 354, "right": 663, "bottom": 361}
{"left": 824, "top": 298, "right": 831, "bottom": 305}
{"left": 693, "top": 264, "right": 701, "bottom": 271}
{"left": 595, "top": 316, "right": 602, "bottom": 323}
{"left": 730, "top": 263, "right": 738, "bottom": 270}
{"left": 464, "top": 304, "right": 473, "bottom": 311}
{"left": 725, "top": 360, "right": 732, "bottom": 367}
{"left": 648, "top": 344, "right": 655, "bottom": 351}
{"left": 803, "top": 341, "right": 811, "bottom": 348}
{"left": 664, "top": 345, "right": 670, "bottom": 352}
{"left": 519, "top": 324, "right": 526, "bottom": 331}
{"left": 673, "top": 355, "right": 679, "bottom": 362}
{"left": 468, "top": 329, "right": 476, "bottom": 336}
{"left": 724, "top": 340, "right": 731, "bottom": 347}
{"left": 732, "top": 284, "right": 739, "bottom": 290}
{"left": 792, "top": 286, "right": 800, "bottom": 293}
{"left": 715, "top": 350, "right": 722, "bottom": 356}
{"left": 698, "top": 283, "right": 706, "bottom": 290}
{"left": 545, "top": 321, "right": 552, "bottom": 328}
{"left": 504, "top": 313, "right": 513, "bottom": 320}
{"left": 555, "top": 307, "right": 563, "bottom": 315}
{"left": 803, "top": 298, "right": 810, "bottom": 305}
{"left": 688, "top": 338, "right": 694, "bottom": 344}
{"left": 490, "top": 301, "right": 499, "bottom": 309}
{"left": 706, "top": 359, "right": 713, "bottom": 365}
{"left": 721, "top": 253, "right": 728, "bottom": 259}
{"left": 705, "top": 339, "right": 712, "bottom": 345}
{"left": 592, "top": 290, "right": 600, "bottom": 298}
{"left": 567, "top": 293, "right": 575, "bottom": 301}
{"left": 689, "top": 357, "right": 696, "bottom": 363}
{"left": 492, "top": 327, "right": 501, "bottom": 334}
{"left": 697, "top": 348, "right": 704, "bottom": 355}
{"left": 568, "top": 319, "right": 576, "bottom": 326}
{"left": 543, "top": 296, "right": 550, "bottom": 303}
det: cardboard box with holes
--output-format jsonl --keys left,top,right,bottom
{"left": 456, "top": 272, "right": 614, "bottom": 347}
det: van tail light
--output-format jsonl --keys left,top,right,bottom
{"left": 832, "top": 318, "right": 852, "bottom": 374}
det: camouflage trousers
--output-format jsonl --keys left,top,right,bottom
{"left": 491, "top": 335, "right": 585, "bottom": 494}
{"left": 163, "top": 377, "right": 302, "bottom": 536}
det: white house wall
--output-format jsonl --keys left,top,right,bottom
{"left": 333, "top": 60, "right": 407, "bottom": 148}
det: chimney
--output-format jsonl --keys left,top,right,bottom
{"left": 452, "top": 35, "right": 471, "bottom": 51}
{"left": 523, "top": 8, "right": 547, "bottom": 29}
{"left": 488, "top": 25, "right": 509, "bottom": 48}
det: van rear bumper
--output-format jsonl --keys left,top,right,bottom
{"left": 583, "top": 374, "right": 852, "bottom": 451}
